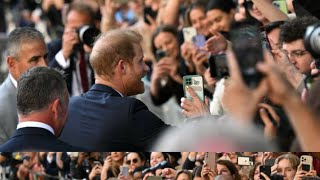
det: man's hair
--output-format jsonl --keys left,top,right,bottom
{"left": 90, "top": 29, "right": 142, "bottom": 77}
{"left": 65, "top": 2, "right": 95, "bottom": 25}
{"left": 263, "top": 21, "right": 286, "bottom": 33}
{"left": 17, "top": 67, "right": 67, "bottom": 115}
{"left": 280, "top": 16, "right": 319, "bottom": 43}
{"left": 7, "top": 27, "right": 45, "bottom": 58}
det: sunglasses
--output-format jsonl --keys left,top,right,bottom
{"left": 126, "top": 158, "right": 139, "bottom": 164}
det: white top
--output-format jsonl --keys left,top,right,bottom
{"left": 55, "top": 50, "right": 92, "bottom": 96}
{"left": 9, "top": 73, "right": 17, "bottom": 88}
{"left": 17, "top": 121, "right": 55, "bottom": 135}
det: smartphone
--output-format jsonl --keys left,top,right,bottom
{"left": 120, "top": 166, "right": 129, "bottom": 177}
{"left": 260, "top": 27, "right": 272, "bottom": 51}
{"left": 272, "top": 0, "right": 288, "bottom": 14}
{"left": 208, "top": 54, "right": 229, "bottom": 79}
{"left": 204, "top": 152, "right": 216, "bottom": 169}
{"left": 231, "top": 26, "right": 264, "bottom": 88}
{"left": 237, "top": 156, "right": 254, "bottom": 166}
{"left": 155, "top": 49, "right": 167, "bottom": 61}
{"left": 260, "top": 165, "right": 271, "bottom": 180}
{"left": 300, "top": 155, "right": 313, "bottom": 171}
{"left": 183, "top": 75, "right": 204, "bottom": 101}
{"left": 265, "top": 158, "right": 276, "bottom": 166}
{"left": 144, "top": 6, "right": 158, "bottom": 25}
{"left": 183, "top": 27, "right": 197, "bottom": 43}
{"left": 192, "top": 35, "right": 206, "bottom": 48}
{"left": 93, "top": 161, "right": 101, "bottom": 166}
{"left": 70, "top": 152, "right": 79, "bottom": 158}
{"left": 147, "top": 176, "right": 164, "bottom": 180}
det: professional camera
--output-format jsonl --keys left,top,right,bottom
{"left": 77, "top": 25, "right": 100, "bottom": 48}
{"left": 304, "top": 23, "right": 320, "bottom": 69}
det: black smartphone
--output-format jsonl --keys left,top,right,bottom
{"left": 144, "top": 6, "right": 157, "bottom": 25}
{"left": 260, "top": 165, "right": 271, "bottom": 180}
{"left": 231, "top": 25, "right": 264, "bottom": 88}
{"left": 260, "top": 27, "right": 272, "bottom": 51}
{"left": 155, "top": 49, "right": 167, "bottom": 61}
{"left": 208, "top": 54, "right": 229, "bottom": 78}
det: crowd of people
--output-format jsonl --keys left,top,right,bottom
{"left": 0, "top": 0, "right": 320, "bottom": 151}
{"left": 0, "top": 152, "right": 320, "bottom": 180}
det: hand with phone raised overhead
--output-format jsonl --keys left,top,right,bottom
{"left": 181, "top": 86, "right": 210, "bottom": 118}
{"left": 89, "top": 163, "right": 102, "bottom": 180}
{"left": 201, "top": 163, "right": 216, "bottom": 180}
{"left": 222, "top": 50, "right": 268, "bottom": 123}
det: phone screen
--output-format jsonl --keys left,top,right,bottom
{"left": 231, "top": 26, "right": 264, "bottom": 88}
{"left": 183, "top": 75, "right": 204, "bottom": 101}
{"left": 183, "top": 27, "right": 197, "bottom": 42}
{"left": 209, "top": 54, "right": 229, "bottom": 78}
{"left": 260, "top": 165, "right": 271, "bottom": 180}
{"left": 121, "top": 166, "right": 129, "bottom": 177}
{"left": 144, "top": 7, "right": 158, "bottom": 25}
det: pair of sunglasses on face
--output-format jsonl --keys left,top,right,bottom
{"left": 126, "top": 158, "right": 139, "bottom": 164}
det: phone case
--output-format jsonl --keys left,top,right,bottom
{"left": 192, "top": 35, "right": 206, "bottom": 48}
{"left": 183, "top": 75, "right": 204, "bottom": 101}
{"left": 237, "top": 156, "right": 254, "bottom": 166}
{"left": 183, "top": 27, "right": 197, "bottom": 43}
{"left": 300, "top": 155, "right": 313, "bottom": 171}
{"left": 205, "top": 152, "right": 216, "bottom": 169}
{"left": 120, "top": 166, "right": 129, "bottom": 176}
{"left": 260, "top": 165, "right": 271, "bottom": 180}
{"left": 272, "top": 1, "right": 288, "bottom": 14}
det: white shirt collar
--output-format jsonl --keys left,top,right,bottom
{"left": 17, "top": 121, "right": 55, "bottom": 135}
{"left": 9, "top": 74, "right": 17, "bottom": 88}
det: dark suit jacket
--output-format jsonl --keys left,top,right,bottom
{"left": 48, "top": 40, "right": 94, "bottom": 95}
{"left": 0, "top": 127, "right": 80, "bottom": 151}
{"left": 59, "top": 84, "right": 171, "bottom": 151}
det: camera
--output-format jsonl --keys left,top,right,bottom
{"left": 304, "top": 23, "right": 320, "bottom": 69}
{"left": 77, "top": 25, "right": 100, "bottom": 48}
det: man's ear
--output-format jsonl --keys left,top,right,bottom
{"left": 117, "top": 59, "right": 127, "bottom": 74}
{"left": 50, "top": 98, "right": 60, "bottom": 121}
{"left": 7, "top": 56, "right": 16, "bottom": 70}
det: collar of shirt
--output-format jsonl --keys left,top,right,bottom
{"left": 9, "top": 74, "right": 17, "bottom": 88}
{"left": 17, "top": 121, "right": 55, "bottom": 135}
{"left": 113, "top": 88, "right": 124, "bottom": 97}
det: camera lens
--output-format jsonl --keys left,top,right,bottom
{"left": 78, "top": 25, "right": 100, "bottom": 48}
{"left": 304, "top": 23, "right": 320, "bottom": 59}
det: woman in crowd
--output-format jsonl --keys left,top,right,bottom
{"left": 101, "top": 152, "right": 125, "bottom": 180}
{"left": 124, "top": 152, "right": 146, "bottom": 173}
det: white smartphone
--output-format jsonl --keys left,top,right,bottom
{"left": 183, "top": 27, "right": 197, "bottom": 43}
{"left": 237, "top": 156, "right": 254, "bottom": 166}
{"left": 183, "top": 75, "right": 204, "bottom": 101}
{"left": 120, "top": 165, "right": 129, "bottom": 177}
{"left": 300, "top": 155, "right": 313, "bottom": 171}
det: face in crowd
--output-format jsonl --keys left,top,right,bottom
{"left": 282, "top": 39, "right": 314, "bottom": 74}
{"left": 276, "top": 158, "right": 297, "bottom": 180}
{"left": 189, "top": 7, "right": 210, "bottom": 36}
{"left": 153, "top": 31, "right": 179, "bottom": 59}
{"left": 125, "top": 152, "right": 144, "bottom": 172}
{"left": 206, "top": 8, "right": 234, "bottom": 33}
{"left": 9, "top": 40, "right": 47, "bottom": 81}
{"left": 150, "top": 152, "right": 166, "bottom": 167}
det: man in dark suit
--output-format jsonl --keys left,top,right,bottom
{"left": 0, "top": 67, "right": 79, "bottom": 151}
{"left": 48, "top": 2, "right": 95, "bottom": 96}
{"left": 0, "top": 27, "right": 47, "bottom": 144}
{"left": 60, "top": 29, "right": 171, "bottom": 151}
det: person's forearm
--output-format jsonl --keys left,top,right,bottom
{"left": 252, "top": 0, "right": 289, "bottom": 22}
{"left": 162, "top": 0, "right": 180, "bottom": 26}
{"left": 101, "top": 15, "right": 118, "bottom": 33}
{"left": 283, "top": 94, "right": 320, "bottom": 151}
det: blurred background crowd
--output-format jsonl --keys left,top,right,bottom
{"left": 0, "top": 0, "right": 320, "bottom": 151}
{"left": 0, "top": 152, "right": 320, "bottom": 180}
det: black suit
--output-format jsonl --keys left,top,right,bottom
{"left": 0, "top": 127, "right": 80, "bottom": 151}
{"left": 59, "top": 84, "right": 171, "bottom": 151}
{"left": 48, "top": 40, "right": 94, "bottom": 95}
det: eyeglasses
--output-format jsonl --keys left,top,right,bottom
{"left": 283, "top": 50, "right": 308, "bottom": 58}
{"left": 126, "top": 158, "right": 139, "bottom": 164}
